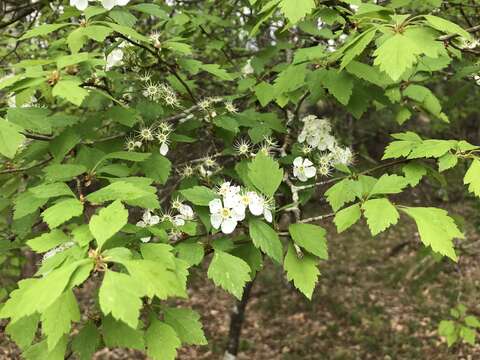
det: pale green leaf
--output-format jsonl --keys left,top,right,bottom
{"left": 362, "top": 198, "right": 399, "bottom": 236}
{"left": 284, "top": 243, "right": 320, "bottom": 299}
{"left": 325, "top": 179, "right": 357, "bottom": 211}
{"left": 288, "top": 223, "right": 328, "bottom": 259}
{"left": 89, "top": 200, "right": 128, "bottom": 250}
{"left": 42, "top": 198, "right": 83, "bottom": 229}
{"left": 464, "top": 159, "right": 480, "bottom": 197}
{"left": 369, "top": 174, "right": 408, "bottom": 197}
{"left": 180, "top": 186, "right": 217, "bottom": 206}
{"left": 249, "top": 219, "right": 283, "bottom": 263}
{"left": 145, "top": 320, "right": 181, "bottom": 360}
{"left": 0, "top": 119, "right": 25, "bottom": 159}
{"left": 334, "top": 204, "right": 361, "bottom": 233}
{"left": 164, "top": 308, "right": 207, "bottom": 345}
{"left": 248, "top": 154, "right": 283, "bottom": 197}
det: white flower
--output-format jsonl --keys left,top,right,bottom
{"left": 100, "top": 0, "right": 130, "bottom": 10}
{"left": 225, "top": 101, "right": 238, "bottom": 113}
{"left": 136, "top": 210, "right": 160, "bottom": 242}
{"left": 209, "top": 198, "right": 244, "bottom": 234}
{"left": 157, "top": 131, "right": 170, "bottom": 156}
{"left": 331, "top": 146, "right": 353, "bottom": 166}
{"left": 350, "top": 4, "right": 359, "bottom": 12}
{"left": 238, "top": 191, "right": 273, "bottom": 223}
{"left": 293, "top": 157, "right": 316, "bottom": 182}
{"left": 242, "top": 59, "right": 254, "bottom": 76}
{"left": 70, "top": 0, "right": 89, "bottom": 11}
{"left": 179, "top": 204, "right": 194, "bottom": 220}
{"left": 106, "top": 48, "right": 123, "bottom": 70}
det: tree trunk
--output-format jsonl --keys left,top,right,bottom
{"left": 223, "top": 279, "right": 255, "bottom": 360}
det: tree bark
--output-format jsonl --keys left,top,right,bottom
{"left": 223, "top": 279, "right": 255, "bottom": 360}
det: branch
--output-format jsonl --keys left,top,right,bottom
{"left": 438, "top": 24, "right": 480, "bottom": 41}
{"left": 0, "top": 156, "right": 53, "bottom": 175}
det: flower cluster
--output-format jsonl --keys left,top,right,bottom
{"left": 209, "top": 182, "right": 273, "bottom": 234}
{"left": 70, "top": 0, "right": 130, "bottom": 11}
{"left": 136, "top": 200, "right": 195, "bottom": 243}
{"left": 141, "top": 75, "right": 180, "bottom": 107}
{"left": 125, "top": 121, "right": 173, "bottom": 156}
{"left": 293, "top": 115, "right": 353, "bottom": 182}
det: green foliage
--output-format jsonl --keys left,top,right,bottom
{"left": 249, "top": 219, "right": 283, "bottom": 263}
{"left": 0, "top": 0, "right": 478, "bottom": 356}
{"left": 207, "top": 250, "right": 251, "bottom": 300}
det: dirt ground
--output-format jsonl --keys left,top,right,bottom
{"left": 1, "top": 200, "right": 480, "bottom": 360}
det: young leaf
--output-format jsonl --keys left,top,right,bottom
{"left": 373, "top": 33, "right": 421, "bottom": 81}
{"left": 401, "top": 207, "right": 463, "bottom": 261}
{"left": 288, "top": 223, "right": 328, "bottom": 259}
{"left": 369, "top": 174, "right": 408, "bottom": 197}
{"left": 424, "top": 15, "right": 470, "bottom": 39}
{"left": 145, "top": 320, "right": 181, "bottom": 360}
{"left": 180, "top": 186, "right": 217, "bottom": 206}
{"left": 26, "top": 229, "right": 69, "bottom": 253}
{"left": 164, "top": 308, "right": 207, "bottom": 345}
{"left": 284, "top": 243, "right": 320, "bottom": 300}
{"left": 207, "top": 250, "right": 251, "bottom": 300}
{"left": 41, "top": 290, "right": 80, "bottom": 351}
{"left": 325, "top": 179, "right": 357, "bottom": 211}
{"left": 72, "top": 322, "right": 101, "bottom": 360}
{"left": 249, "top": 219, "right": 283, "bottom": 263}
{"left": 334, "top": 204, "right": 361, "bottom": 233}
{"left": 89, "top": 200, "right": 128, "bottom": 250}
{"left": 464, "top": 159, "right": 480, "bottom": 197}
{"left": 0, "top": 119, "right": 26, "bottom": 159}
{"left": 42, "top": 198, "right": 83, "bottom": 229}
{"left": 248, "top": 154, "right": 283, "bottom": 197}
{"left": 279, "top": 0, "right": 315, "bottom": 24}
{"left": 362, "top": 198, "right": 399, "bottom": 236}
{"left": 99, "top": 270, "right": 143, "bottom": 328}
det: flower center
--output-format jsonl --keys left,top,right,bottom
{"left": 221, "top": 208, "right": 231, "bottom": 218}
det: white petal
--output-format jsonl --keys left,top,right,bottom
{"left": 209, "top": 198, "right": 222, "bottom": 214}
{"left": 221, "top": 218, "right": 237, "bottom": 234}
{"left": 297, "top": 172, "right": 308, "bottom": 182}
{"left": 101, "top": 0, "right": 115, "bottom": 9}
{"left": 224, "top": 193, "right": 241, "bottom": 209}
{"left": 249, "top": 199, "right": 264, "bottom": 216}
{"left": 304, "top": 166, "right": 316, "bottom": 178}
{"left": 140, "top": 236, "right": 151, "bottom": 243}
{"left": 136, "top": 221, "right": 146, "bottom": 228}
{"left": 293, "top": 167, "right": 299, "bottom": 178}
{"left": 264, "top": 209, "right": 273, "bottom": 223}
{"left": 159, "top": 142, "right": 169, "bottom": 155}
{"left": 71, "top": 0, "right": 89, "bottom": 10}
{"left": 179, "top": 205, "right": 194, "bottom": 219}
{"left": 293, "top": 157, "right": 303, "bottom": 167}
{"left": 210, "top": 213, "right": 222, "bottom": 229}
{"left": 303, "top": 158, "right": 313, "bottom": 167}
{"left": 149, "top": 215, "right": 160, "bottom": 225}
{"left": 233, "top": 207, "right": 245, "bottom": 221}
{"left": 173, "top": 216, "right": 185, "bottom": 227}
{"left": 116, "top": 0, "right": 130, "bottom": 5}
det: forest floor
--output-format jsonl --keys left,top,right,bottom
{"left": 1, "top": 198, "right": 480, "bottom": 360}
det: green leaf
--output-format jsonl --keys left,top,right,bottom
{"left": 5, "top": 314, "right": 39, "bottom": 350}
{"left": 89, "top": 200, "right": 128, "bottom": 250}
{"left": 175, "top": 242, "right": 204, "bottom": 267}
{"left": 288, "top": 223, "right": 328, "bottom": 259}
{"left": 438, "top": 153, "right": 458, "bottom": 172}
{"left": 340, "top": 29, "right": 377, "bottom": 69}
{"left": 207, "top": 250, "right": 251, "bottom": 300}
{"left": 408, "top": 140, "right": 455, "bottom": 159}
{"left": 23, "top": 336, "right": 68, "bottom": 360}
{"left": 26, "top": 229, "right": 69, "bottom": 253}
{"left": 284, "top": 243, "right": 320, "bottom": 299}
{"left": 369, "top": 174, "right": 408, "bottom": 197}
{"left": 41, "top": 290, "right": 80, "bottom": 350}
{"left": 86, "top": 181, "right": 159, "bottom": 209}
{"left": 104, "top": 22, "right": 150, "bottom": 42}
{"left": 401, "top": 207, "right": 463, "bottom": 261}
{"left": 373, "top": 33, "right": 421, "bottom": 81}
{"left": 164, "top": 308, "right": 207, "bottom": 345}
{"left": 72, "top": 322, "right": 100, "bottom": 360}
{"left": 180, "top": 186, "right": 217, "bottom": 206}
{"left": 334, "top": 204, "right": 361, "bottom": 233}
{"left": 402, "top": 162, "right": 427, "bottom": 186}
{"left": 0, "top": 119, "right": 25, "bottom": 159}
{"left": 403, "top": 84, "right": 447, "bottom": 121}
{"left": 325, "top": 179, "right": 357, "bottom": 211}
{"left": 99, "top": 270, "right": 143, "bottom": 328}
{"left": 464, "top": 159, "right": 480, "bottom": 197}
{"left": 102, "top": 316, "right": 144, "bottom": 350}
{"left": 141, "top": 153, "right": 171, "bottom": 185}
{"left": 42, "top": 198, "right": 83, "bottom": 229}
{"left": 145, "top": 320, "right": 181, "bottom": 360}
{"left": 255, "top": 82, "right": 275, "bottom": 107}
{"left": 248, "top": 154, "right": 283, "bottom": 197}
{"left": 43, "top": 164, "right": 87, "bottom": 183}
{"left": 362, "top": 198, "right": 399, "bottom": 236}
{"left": 200, "top": 64, "right": 235, "bottom": 81}
{"left": 52, "top": 80, "right": 89, "bottom": 106}
{"left": 465, "top": 315, "right": 480, "bottom": 328}
{"left": 20, "top": 23, "right": 71, "bottom": 40}
{"left": 317, "top": 69, "right": 354, "bottom": 105}
{"left": 279, "top": 0, "right": 315, "bottom": 23}
{"left": 438, "top": 320, "right": 457, "bottom": 347}
{"left": 424, "top": 15, "right": 470, "bottom": 39}
{"left": 30, "top": 182, "right": 74, "bottom": 199}
{"left": 248, "top": 219, "right": 283, "bottom": 263}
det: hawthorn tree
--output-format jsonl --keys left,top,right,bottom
{"left": 0, "top": 0, "right": 479, "bottom": 358}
